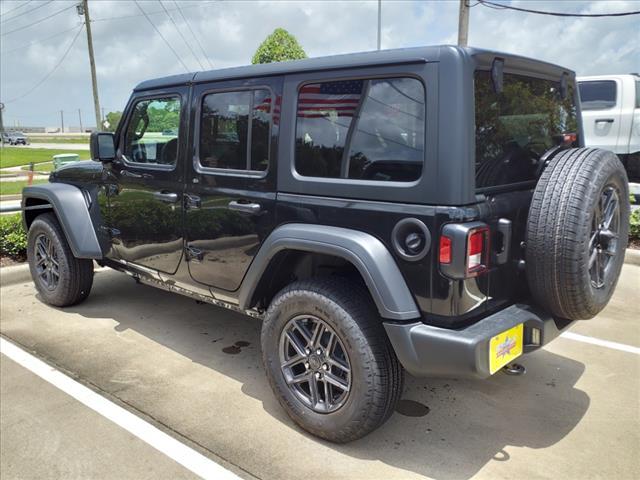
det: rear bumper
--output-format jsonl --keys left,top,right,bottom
{"left": 384, "top": 304, "right": 573, "bottom": 379}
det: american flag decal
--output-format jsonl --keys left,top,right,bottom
{"left": 297, "top": 80, "right": 364, "bottom": 118}
{"left": 254, "top": 93, "right": 281, "bottom": 124}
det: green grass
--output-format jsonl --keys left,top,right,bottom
{"left": 0, "top": 179, "right": 48, "bottom": 196}
{"left": 27, "top": 136, "right": 89, "bottom": 144}
{"left": 0, "top": 147, "right": 89, "bottom": 169}
{"left": 20, "top": 162, "right": 54, "bottom": 173}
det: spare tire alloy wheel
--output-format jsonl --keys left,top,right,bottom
{"left": 34, "top": 233, "right": 60, "bottom": 291}
{"left": 526, "top": 148, "right": 630, "bottom": 320}
{"left": 279, "top": 315, "right": 351, "bottom": 413}
{"left": 590, "top": 186, "right": 620, "bottom": 289}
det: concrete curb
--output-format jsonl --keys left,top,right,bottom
{"left": 0, "top": 263, "right": 110, "bottom": 287}
{"left": 624, "top": 248, "right": 640, "bottom": 266}
{"left": 0, "top": 194, "right": 22, "bottom": 201}
{"left": 0, "top": 264, "right": 31, "bottom": 287}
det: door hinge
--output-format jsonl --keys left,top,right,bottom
{"left": 185, "top": 245, "right": 204, "bottom": 262}
{"left": 184, "top": 194, "right": 201, "bottom": 210}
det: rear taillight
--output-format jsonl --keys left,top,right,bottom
{"left": 467, "top": 227, "right": 489, "bottom": 274}
{"left": 439, "top": 222, "right": 490, "bottom": 279}
{"left": 439, "top": 236, "right": 452, "bottom": 264}
{"left": 562, "top": 132, "right": 577, "bottom": 145}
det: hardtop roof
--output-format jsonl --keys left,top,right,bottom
{"left": 134, "top": 45, "right": 574, "bottom": 91}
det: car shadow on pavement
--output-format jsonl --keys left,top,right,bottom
{"left": 54, "top": 271, "right": 590, "bottom": 480}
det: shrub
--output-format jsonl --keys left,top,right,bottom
{"left": 630, "top": 208, "right": 640, "bottom": 241}
{"left": 0, "top": 213, "right": 27, "bottom": 259}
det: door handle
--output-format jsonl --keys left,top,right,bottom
{"left": 595, "top": 118, "right": 614, "bottom": 123}
{"left": 121, "top": 170, "right": 144, "bottom": 178}
{"left": 153, "top": 191, "right": 179, "bottom": 203}
{"left": 228, "top": 200, "right": 261, "bottom": 214}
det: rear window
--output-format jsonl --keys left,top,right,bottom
{"left": 199, "top": 89, "right": 271, "bottom": 172}
{"left": 578, "top": 80, "right": 617, "bottom": 110}
{"left": 475, "top": 71, "right": 578, "bottom": 190}
{"left": 295, "top": 77, "right": 425, "bottom": 182}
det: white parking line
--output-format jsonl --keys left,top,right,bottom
{"left": 560, "top": 331, "right": 640, "bottom": 355}
{"left": 0, "top": 337, "right": 243, "bottom": 480}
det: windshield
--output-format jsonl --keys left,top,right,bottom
{"left": 474, "top": 71, "right": 579, "bottom": 190}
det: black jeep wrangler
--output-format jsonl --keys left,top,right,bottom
{"left": 22, "top": 46, "right": 629, "bottom": 443}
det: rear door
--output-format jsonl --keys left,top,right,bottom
{"left": 184, "top": 77, "right": 281, "bottom": 291}
{"left": 578, "top": 79, "right": 622, "bottom": 151}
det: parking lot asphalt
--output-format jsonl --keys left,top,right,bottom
{"left": 1, "top": 264, "right": 639, "bottom": 480}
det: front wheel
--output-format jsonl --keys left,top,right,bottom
{"left": 261, "top": 277, "right": 403, "bottom": 443}
{"left": 27, "top": 213, "right": 94, "bottom": 307}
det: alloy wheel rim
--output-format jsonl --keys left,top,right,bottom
{"left": 589, "top": 186, "right": 620, "bottom": 289}
{"left": 279, "top": 315, "right": 351, "bottom": 414}
{"left": 34, "top": 233, "right": 60, "bottom": 291}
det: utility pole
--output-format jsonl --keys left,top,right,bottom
{"left": 60, "top": 110, "right": 64, "bottom": 133}
{"left": 458, "top": 0, "right": 470, "bottom": 46}
{"left": 78, "top": 109, "right": 83, "bottom": 132}
{"left": 0, "top": 103, "right": 4, "bottom": 134}
{"left": 377, "top": 0, "right": 382, "bottom": 50}
{"left": 79, "top": 0, "right": 102, "bottom": 131}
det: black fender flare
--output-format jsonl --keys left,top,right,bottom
{"left": 22, "top": 183, "right": 102, "bottom": 259}
{"left": 238, "top": 223, "right": 421, "bottom": 321}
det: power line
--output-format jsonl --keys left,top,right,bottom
{"left": 3, "top": 25, "right": 84, "bottom": 103}
{"left": 1, "top": 23, "right": 82, "bottom": 55}
{"left": 0, "top": 0, "right": 33, "bottom": 18}
{"left": 133, "top": 0, "right": 190, "bottom": 72}
{"left": 1, "top": 3, "right": 77, "bottom": 36}
{"left": 93, "top": 1, "right": 215, "bottom": 22}
{"left": 477, "top": 0, "right": 640, "bottom": 17}
{"left": 158, "top": 0, "right": 205, "bottom": 70}
{"left": 1, "top": 0, "right": 53, "bottom": 24}
{"left": 174, "top": 0, "right": 213, "bottom": 69}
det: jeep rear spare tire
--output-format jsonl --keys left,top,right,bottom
{"left": 526, "top": 148, "right": 629, "bottom": 320}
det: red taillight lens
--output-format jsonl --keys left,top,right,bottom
{"left": 439, "top": 236, "right": 452, "bottom": 264}
{"left": 467, "top": 228, "right": 488, "bottom": 273}
{"left": 562, "top": 132, "right": 577, "bottom": 145}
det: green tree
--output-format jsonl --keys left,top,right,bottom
{"left": 251, "top": 28, "right": 307, "bottom": 64}
{"left": 104, "top": 111, "right": 123, "bottom": 132}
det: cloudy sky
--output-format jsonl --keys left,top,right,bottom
{"left": 1, "top": 0, "right": 639, "bottom": 128}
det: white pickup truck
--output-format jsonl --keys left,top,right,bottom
{"left": 578, "top": 74, "right": 640, "bottom": 181}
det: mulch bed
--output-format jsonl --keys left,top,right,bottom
{"left": 0, "top": 256, "right": 25, "bottom": 267}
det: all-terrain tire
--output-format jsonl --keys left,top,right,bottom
{"left": 526, "top": 148, "right": 629, "bottom": 320}
{"left": 27, "top": 213, "right": 94, "bottom": 307}
{"left": 261, "top": 277, "right": 403, "bottom": 443}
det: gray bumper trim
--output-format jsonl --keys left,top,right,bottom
{"left": 384, "top": 304, "right": 572, "bottom": 378}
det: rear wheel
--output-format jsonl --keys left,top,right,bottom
{"left": 526, "top": 148, "right": 629, "bottom": 320}
{"left": 27, "top": 213, "right": 94, "bottom": 307}
{"left": 261, "top": 277, "right": 403, "bottom": 443}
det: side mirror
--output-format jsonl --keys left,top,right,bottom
{"left": 90, "top": 132, "right": 116, "bottom": 162}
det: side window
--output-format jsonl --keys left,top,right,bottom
{"left": 199, "top": 89, "right": 271, "bottom": 172}
{"left": 123, "top": 96, "right": 181, "bottom": 167}
{"left": 578, "top": 80, "right": 617, "bottom": 110}
{"left": 295, "top": 77, "right": 425, "bottom": 182}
